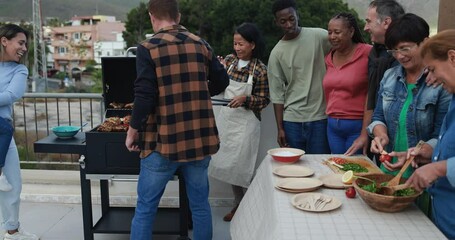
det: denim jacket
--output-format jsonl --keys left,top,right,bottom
{"left": 367, "top": 66, "right": 451, "bottom": 152}
{"left": 428, "top": 95, "right": 455, "bottom": 239}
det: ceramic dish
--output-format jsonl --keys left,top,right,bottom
{"left": 273, "top": 165, "right": 314, "bottom": 178}
{"left": 319, "top": 174, "right": 345, "bottom": 189}
{"left": 51, "top": 125, "right": 80, "bottom": 139}
{"left": 274, "top": 186, "right": 309, "bottom": 193}
{"left": 268, "top": 147, "right": 305, "bottom": 163}
{"left": 291, "top": 193, "right": 342, "bottom": 212}
{"left": 275, "top": 178, "right": 323, "bottom": 192}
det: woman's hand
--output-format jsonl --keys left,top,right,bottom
{"left": 382, "top": 151, "right": 407, "bottom": 171}
{"left": 407, "top": 143, "right": 433, "bottom": 168}
{"left": 217, "top": 56, "right": 226, "bottom": 68}
{"left": 345, "top": 133, "right": 368, "bottom": 156}
{"left": 406, "top": 161, "right": 447, "bottom": 192}
{"left": 228, "top": 95, "right": 247, "bottom": 108}
{"left": 370, "top": 136, "right": 389, "bottom": 154}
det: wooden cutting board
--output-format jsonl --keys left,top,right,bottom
{"left": 323, "top": 156, "right": 382, "bottom": 175}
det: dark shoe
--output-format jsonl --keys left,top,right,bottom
{"left": 223, "top": 205, "right": 239, "bottom": 222}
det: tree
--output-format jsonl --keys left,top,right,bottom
{"left": 84, "top": 60, "right": 97, "bottom": 73}
{"left": 179, "top": 0, "right": 213, "bottom": 38}
{"left": 124, "top": 0, "right": 364, "bottom": 63}
{"left": 179, "top": 0, "right": 363, "bottom": 63}
{"left": 90, "top": 69, "right": 103, "bottom": 93}
{"left": 46, "top": 17, "right": 63, "bottom": 27}
{"left": 123, "top": 2, "right": 153, "bottom": 48}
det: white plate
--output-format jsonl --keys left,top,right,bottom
{"left": 275, "top": 178, "right": 323, "bottom": 192}
{"left": 274, "top": 186, "right": 307, "bottom": 193}
{"left": 319, "top": 174, "right": 345, "bottom": 189}
{"left": 273, "top": 165, "right": 314, "bottom": 177}
{"left": 291, "top": 193, "right": 342, "bottom": 212}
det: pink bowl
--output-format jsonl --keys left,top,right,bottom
{"left": 267, "top": 148, "right": 305, "bottom": 163}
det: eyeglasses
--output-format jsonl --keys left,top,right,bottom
{"left": 387, "top": 44, "right": 418, "bottom": 56}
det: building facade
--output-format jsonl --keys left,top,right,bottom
{"left": 50, "top": 15, "right": 125, "bottom": 73}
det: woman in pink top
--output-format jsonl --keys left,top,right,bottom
{"left": 323, "top": 13, "right": 372, "bottom": 154}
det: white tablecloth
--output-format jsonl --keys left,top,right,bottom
{"left": 230, "top": 154, "right": 447, "bottom": 240}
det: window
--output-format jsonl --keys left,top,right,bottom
{"left": 82, "top": 33, "right": 92, "bottom": 41}
{"left": 58, "top": 47, "right": 67, "bottom": 54}
{"left": 113, "top": 50, "right": 124, "bottom": 56}
{"left": 73, "top": 32, "right": 80, "bottom": 40}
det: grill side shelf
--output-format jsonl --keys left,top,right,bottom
{"left": 34, "top": 132, "right": 86, "bottom": 155}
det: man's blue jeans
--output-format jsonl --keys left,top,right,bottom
{"left": 0, "top": 117, "right": 13, "bottom": 168}
{"left": 283, "top": 119, "right": 330, "bottom": 154}
{"left": 130, "top": 152, "right": 212, "bottom": 240}
{"left": 327, "top": 117, "right": 362, "bottom": 154}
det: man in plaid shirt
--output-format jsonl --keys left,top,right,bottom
{"left": 125, "top": 0, "right": 229, "bottom": 238}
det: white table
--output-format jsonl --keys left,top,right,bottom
{"left": 230, "top": 154, "right": 447, "bottom": 240}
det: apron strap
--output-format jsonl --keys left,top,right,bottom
{"left": 227, "top": 58, "right": 256, "bottom": 85}
{"left": 227, "top": 64, "right": 234, "bottom": 74}
{"left": 247, "top": 59, "right": 257, "bottom": 85}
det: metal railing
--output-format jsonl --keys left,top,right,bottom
{"left": 13, "top": 92, "right": 104, "bottom": 168}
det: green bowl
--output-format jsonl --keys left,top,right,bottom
{"left": 52, "top": 126, "right": 80, "bottom": 139}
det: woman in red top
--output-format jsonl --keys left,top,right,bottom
{"left": 322, "top": 13, "right": 372, "bottom": 154}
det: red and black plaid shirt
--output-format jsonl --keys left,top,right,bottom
{"left": 131, "top": 25, "right": 229, "bottom": 161}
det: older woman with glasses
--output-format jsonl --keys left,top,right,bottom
{"left": 367, "top": 14, "right": 451, "bottom": 216}
{"left": 368, "top": 14, "right": 451, "bottom": 181}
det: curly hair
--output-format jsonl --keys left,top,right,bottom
{"left": 331, "top": 13, "right": 365, "bottom": 44}
{"left": 272, "top": 0, "right": 297, "bottom": 16}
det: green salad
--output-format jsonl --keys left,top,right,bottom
{"left": 360, "top": 181, "right": 417, "bottom": 196}
{"left": 341, "top": 163, "right": 368, "bottom": 173}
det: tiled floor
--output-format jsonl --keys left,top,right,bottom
{"left": 15, "top": 201, "right": 232, "bottom": 240}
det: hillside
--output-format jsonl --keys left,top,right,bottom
{"left": 0, "top": 0, "right": 144, "bottom": 22}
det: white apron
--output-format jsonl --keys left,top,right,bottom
{"left": 209, "top": 61, "right": 261, "bottom": 188}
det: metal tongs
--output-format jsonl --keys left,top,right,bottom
{"left": 211, "top": 98, "right": 247, "bottom": 107}
{"left": 211, "top": 98, "right": 231, "bottom": 106}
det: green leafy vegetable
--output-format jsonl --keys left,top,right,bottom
{"left": 361, "top": 181, "right": 377, "bottom": 192}
{"left": 341, "top": 163, "right": 368, "bottom": 173}
{"left": 360, "top": 181, "right": 417, "bottom": 196}
{"left": 394, "top": 188, "right": 417, "bottom": 196}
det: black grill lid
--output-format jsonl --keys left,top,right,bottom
{"left": 101, "top": 57, "right": 137, "bottom": 110}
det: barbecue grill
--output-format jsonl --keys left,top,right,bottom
{"left": 34, "top": 56, "right": 191, "bottom": 240}
{"left": 84, "top": 57, "right": 140, "bottom": 175}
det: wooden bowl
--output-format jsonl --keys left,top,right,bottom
{"left": 267, "top": 148, "right": 305, "bottom": 164}
{"left": 352, "top": 173, "right": 421, "bottom": 213}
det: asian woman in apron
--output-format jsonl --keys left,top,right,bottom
{"left": 208, "top": 23, "right": 270, "bottom": 221}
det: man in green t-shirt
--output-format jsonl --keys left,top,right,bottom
{"left": 268, "top": 0, "right": 331, "bottom": 153}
